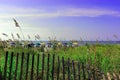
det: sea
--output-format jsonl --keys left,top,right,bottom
{"left": 33, "top": 41, "right": 120, "bottom": 46}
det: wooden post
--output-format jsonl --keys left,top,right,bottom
{"left": 82, "top": 62, "right": 86, "bottom": 80}
{"left": 72, "top": 60, "right": 76, "bottom": 80}
{"left": 102, "top": 73, "right": 106, "bottom": 80}
{"left": 31, "top": 54, "right": 34, "bottom": 80}
{"left": 20, "top": 52, "right": 24, "bottom": 80}
{"left": 67, "top": 58, "right": 70, "bottom": 80}
{"left": 46, "top": 54, "right": 50, "bottom": 80}
{"left": 57, "top": 56, "right": 60, "bottom": 80}
{"left": 62, "top": 57, "right": 65, "bottom": 80}
{"left": 4, "top": 51, "right": 8, "bottom": 80}
{"left": 9, "top": 52, "right": 14, "bottom": 80}
{"left": 42, "top": 53, "right": 45, "bottom": 80}
{"left": 25, "top": 53, "right": 29, "bottom": 80}
{"left": 78, "top": 62, "right": 80, "bottom": 80}
{"left": 14, "top": 53, "right": 19, "bottom": 80}
{"left": 92, "top": 68, "right": 96, "bottom": 80}
{"left": 52, "top": 54, "right": 55, "bottom": 80}
{"left": 36, "top": 54, "right": 40, "bottom": 80}
{"left": 87, "top": 64, "right": 91, "bottom": 80}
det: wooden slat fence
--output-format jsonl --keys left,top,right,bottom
{"left": 1, "top": 51, "right": 119, "bottom": 80}
{"left": 102, "top": 72, "right": 120, "bottom": 80}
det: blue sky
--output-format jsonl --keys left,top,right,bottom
{"left": 0, "top": 0, "right": 120, "bottom": 41}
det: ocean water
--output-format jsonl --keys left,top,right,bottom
{"left": 33, "top": 41, "right": 120, "bottom": 45}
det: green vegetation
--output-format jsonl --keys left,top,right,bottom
{"left": 0, "top": 44, "right": 120, "bottom": 79}
{"left": 49, "top": 44, "right": 120, "bottom": 73}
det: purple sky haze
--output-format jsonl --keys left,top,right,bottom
{"left": 0, "top": 0, "right": 120, "bottom": 41}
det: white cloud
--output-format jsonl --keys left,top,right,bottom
{"left": 57, "top": 8, "right": 120, "bottom": 17}
{"left": 0, "top": 5, "right": 120, "bottom": 19}
{"left": 0, "top": 5, "right": 120, "bottom": 40}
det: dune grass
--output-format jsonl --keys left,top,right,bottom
{"left": 48, "top": 44, "right": 120, "bottom": 73}
{"left": 0, "top": 44, "right": 120, "bottom": 79}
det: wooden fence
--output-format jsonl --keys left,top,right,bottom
{"left": 1, "top": 51, "right": 119, "bottom": 80}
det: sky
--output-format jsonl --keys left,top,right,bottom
{"left": 0, "top": 0, "right": 120, "bottom": 41}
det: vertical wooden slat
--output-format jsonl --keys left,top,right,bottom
{"left": 97, "top": 70, "right": 101, "bottom": 80}
{"left": 82, "top": 62, "right": 86, "bottom": 80}
{"left": 57, "top": 56, "right": 60, "bottom": 80}
{"left": 41, "top": 53, "right": 45, "bottom": 80}
{"left": 78, "top": 62, "right": 80, "bottom": 80}
{"left": 14, "top": 53, "right": 19, "bottom": 80}
{"left": 98, "top": 70, "right": 101, "bottom": 79}
{"left": 102, "top": 73, "right": 107, "bottom": 80}
{"left": 95, "top": 69, "right": 98, "bottom": 80}
{"left": 118, "top": 73, "right": 120, "bottom": 80}
{"left": 4, "top": 51, "right": 8, "bottom": 80}
{"left": 9, "top": 52, "right": 14, "bottom": 80}
{"left": 25, "top": 53, "right": 29, "bottom": 80}
{"left": 52, "top": 54, "right": 55, "bottom": 80}
{"left": 36, "top": 54, "right": 40, "bottom": 80}
{"left": 31, "top": 54, "right": 34, "bottom": 80}
{"left": 20, "top": 52, "right": 24, "bottom": 80}
{"left": 107, "top": 72, "right": 111, "bottom": 80}
{"left": 67, "top": 58, "right": 70, "bottom": 80}
{"left": 46, "top": 54, "right": 50, "bottom": 80}
{"left": 87, "top": 64, "right": 91, "bottom": 80}
{"left": 0, "top": 72, "right": 2, "bottom": 80}
{"left": 113, "top": 73, "right": 117, "bottom": 80}
{"left": 114, "top": 73, "right": 120, "bottom": 80}
{"left": 72, "top": 60, "right": 76, "bottom": 80}
{"left": 87, "top": 69, "right": 91, "bottom": 80}
{"left": 62, "top": 57, "right": 65, "bottom": 80}
{"left": 92, "top": 68, "right": 96, "bottom": 80}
